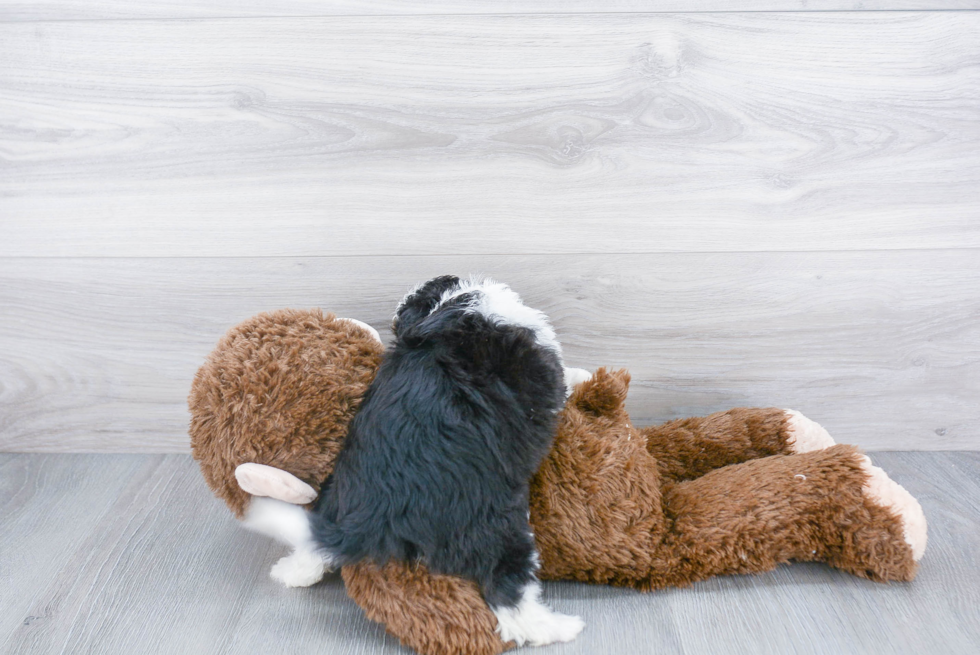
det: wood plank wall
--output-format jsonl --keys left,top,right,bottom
{"left": 1, "top": 3, "right": 978, "bottom": 452}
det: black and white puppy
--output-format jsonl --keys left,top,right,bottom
{"left": 311, "top": 275, "right": 584, "bottom": 646}
{"left": 239, "top": 276, "right": 588, "bottom": 645}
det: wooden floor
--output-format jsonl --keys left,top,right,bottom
{"left": 2, "top": 451, "right": 978, "bottom": 655}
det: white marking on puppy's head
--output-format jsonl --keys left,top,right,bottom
{"left": 436, "top": 277, "right": 562, "bottom": 358}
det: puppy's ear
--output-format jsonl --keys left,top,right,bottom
{"left": 397, "top": 293, "right": 477, "bottom": 348}
{"left": 571, "top": 367, "right": 630, "bottom": 418}
{"left": 392, "top": 275, "right": 460, "bottom": 336}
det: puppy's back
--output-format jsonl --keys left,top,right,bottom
{"left": 313, "top": 284, "right": 564, "bottom": 585}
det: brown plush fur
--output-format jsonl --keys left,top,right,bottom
{"left": 189, "top": 315, "right": 919, "bottom": 655}
{"left": 342, "top": 561, "right": 513, "bottom": 655}
{"left": 530, "top": 369, "right": 665, "bottom": 585}
{"left": 189, "top": 309, "right": 383, "bottom": 517}
{"left": 529, "top": 369, "right": 916, "bottom": 588}
{"left": 650, "top": 445, "right": 916, "bottom": 587}
{"left": 643, "top": 406, "right": 793, "bottom": 483}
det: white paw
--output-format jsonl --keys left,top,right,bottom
{"left": 563, "top": 368, "right": 593, "bottom": 397}
{"left": 493, "top": 582, "right": 584, "bottom": 647}
{"left": 859, "top": 456, "right": 928, "bottom": 561}
{"left": 783, "top": 409, "right": 835, "bottom": 453}
{"left": 528, "top": 611, "right": 585, "bottom": 647}
{"left": 269, "top": 550, "right": 327, "bottom": 588}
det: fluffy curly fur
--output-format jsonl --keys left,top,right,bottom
{"left": 531, "top": 369, "right": 919, "bottom": 588}
{"left": 310, "top": 276, "right": 566, "bottom": 601}
{"left": 311, "top": 276, "right": 582, "bottom": 646}
{"left": 189, "top": 311, "right": 926, "bottom": 655}
{"left": 344, "top": 369, "right": 923, "bottom": 655}
{"left": 189, "top": 309, "right": 383, "bottom": 518}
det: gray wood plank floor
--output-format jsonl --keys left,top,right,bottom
{"left": 1, "top": 452, "right": 977, "bottom": 655}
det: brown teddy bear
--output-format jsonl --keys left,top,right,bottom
{"left": 189, "top": 309, "right": 926, "bottom": 655}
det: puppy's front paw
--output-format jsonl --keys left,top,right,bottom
{"left": 783, "top": 409, "right": 835, "bottom": 453}
{"left": 563, "top": 368, "right": 593, "bottom": 397}
{"left": 270, "top": 550, "right": 327, "bottom": 588}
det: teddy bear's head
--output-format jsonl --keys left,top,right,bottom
{"left": 188, "top": 309, "right": 384, "bottom": 517}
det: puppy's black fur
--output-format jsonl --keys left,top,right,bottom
{"left": 310, "top": 276, "right": 565, "bottom": 608}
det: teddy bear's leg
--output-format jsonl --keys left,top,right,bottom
{"left": 782, "top": 409, "right": 836, "bottom": 453}
{"left": 850, "top": 453, "right": 928, "bottom": 562}
{"left": 241, "top": 496, "right": 336, "bottom": 588}
{"left": 342, "top": 560, "right": 511, "bottom": 655}
{"left": 641, "top": 408, "right": 835, "bottom": 483}
{"left": 643, "top": 445, "right": 925, "bottom": 588}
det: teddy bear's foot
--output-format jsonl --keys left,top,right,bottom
{"left": 270, "top": 549, "right": 329, "bottom": 588}
{"left": 492, "top": 581, "right": 584, "bottom": 647}
{"left": 783, "top": 410, "right": 836, "bottom": 453}
{"left": 859, "top": 455, "right": 928, "bottom": 561}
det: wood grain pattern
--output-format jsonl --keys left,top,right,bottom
{"left": 2, "top": 13, "right": 979, "bottom": 256}
{"left": 0, "top": 454, "right": 150, "bottom": 648}
{"left": 2, "top": 452, "right": 977, "bottom": 654}
{"left": 1, "top": 251, "right": 976, "bottom": 453}
{"left": 4, "top": 1, "right": 980, "bottom": 22}
{"left": 0, "top": 454, "right": 394, "bottom": 655}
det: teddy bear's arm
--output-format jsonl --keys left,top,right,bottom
{"left": 641, "top": 407, "right": 833, "bottom": 482}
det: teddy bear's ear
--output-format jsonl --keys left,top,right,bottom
{"left": 235, "top": 463, "right": 318, "bottom": 504}
{"left": 570, "top": 367, "right": 630, "bottom": 417}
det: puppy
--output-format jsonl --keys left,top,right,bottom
{"left": 308, "top": 275, "right": 584, "bottom": 647}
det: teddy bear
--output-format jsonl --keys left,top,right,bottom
{"left": 189, "top": 308, "right": 927, "bottom": 655}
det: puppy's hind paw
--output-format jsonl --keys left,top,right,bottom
{"left": 532, "top": 611, "right": 585, "bottom": 646}
{"left": 493, "top": 582, "right": 585, "bottom": 647}
{"left": 270, "top": 550, "right": 327, "bottom": 588}
{"left": 495, "top": 607, "right": 584, "bottom": 647}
